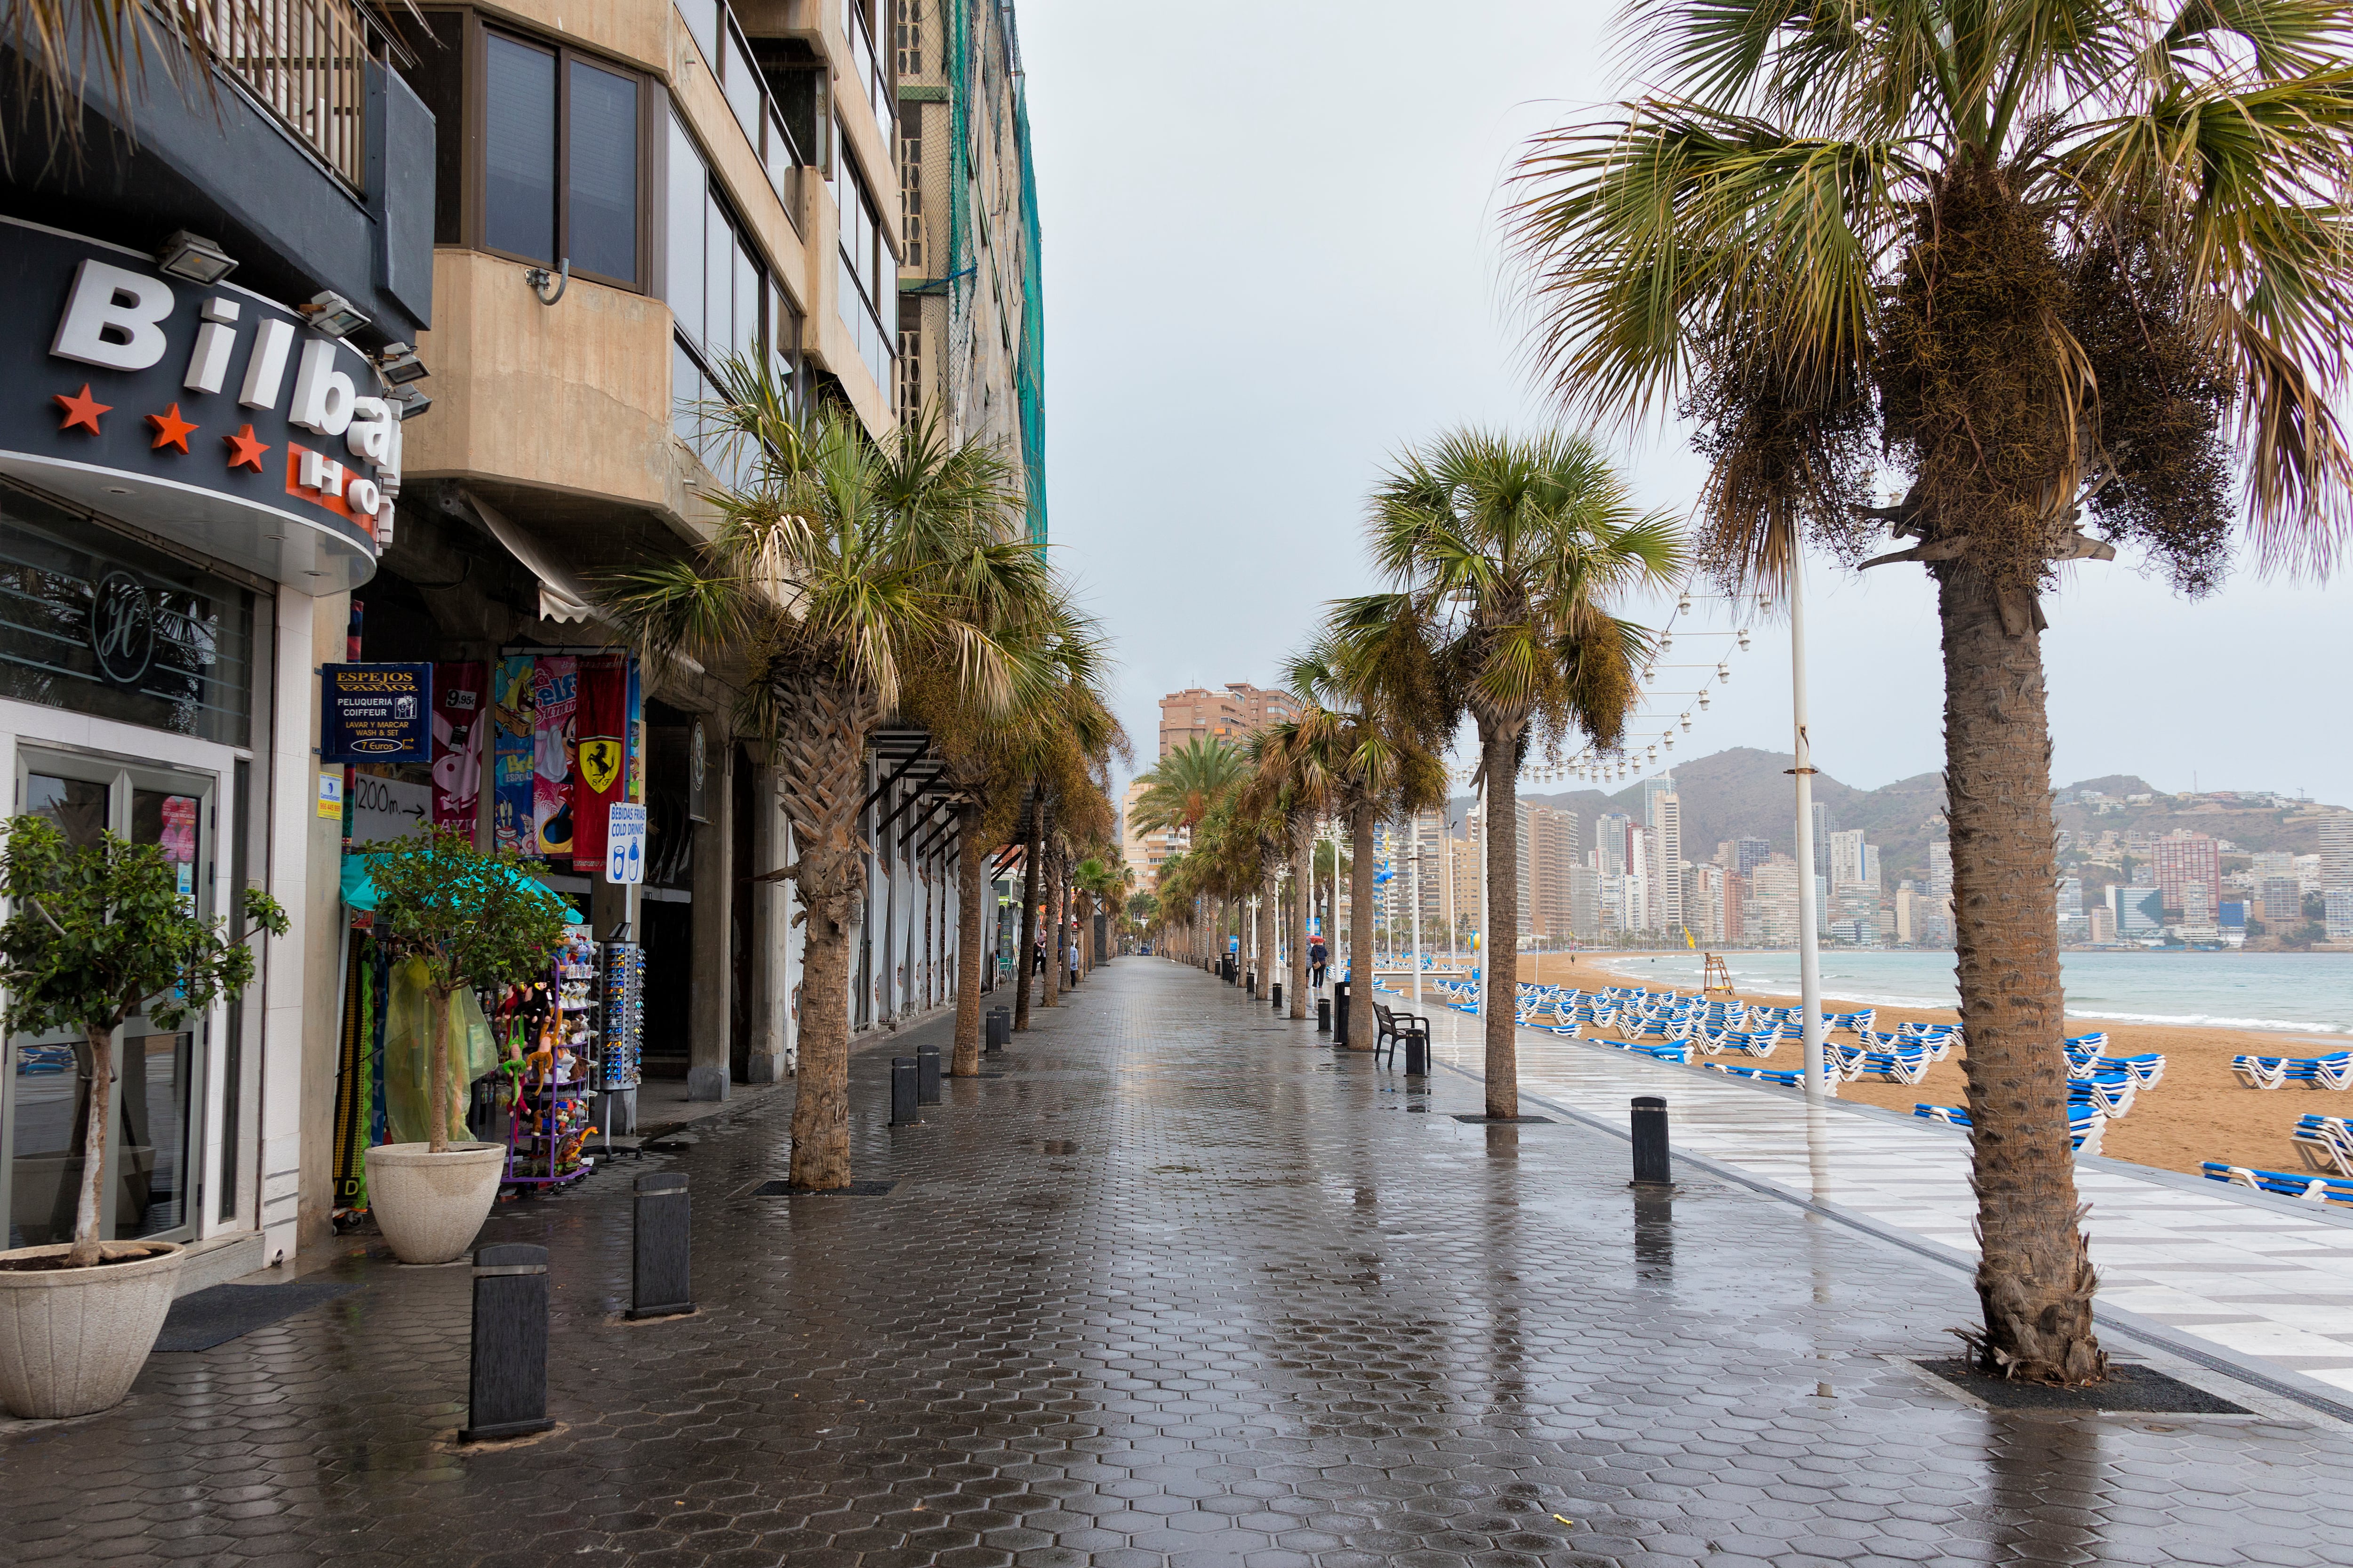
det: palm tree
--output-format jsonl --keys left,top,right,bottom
{"left": 1281, "top": 636, "right": 1448, "bottom": 1050}
{"left": 1245, "top": 702, "right": 1348, "bottom": 1021}
{"left": 1353, "top": 430, "right": 1681, "bottom": 1104}
{"left": 912, "top": 599, "right": 1120, "bottom": 1074}
{"left": 1129, "top": 736, "right": 1249, "bottom": 967}
{"left": 1508, "top": 0, "right": 2353, "bottom": 1384}
{"left": 609, "top": 378, "right": 1047, "bottom": 1191}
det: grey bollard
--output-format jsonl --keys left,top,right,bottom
{"left": 986, "top": 1006, "right": 1010, "bottom": 1051}
{"left": 890, "top": 1057, "right": 920, "bottom": 1126}
{"left": 1271, "top": 982, "right": 1283, "bottom": 1011}
{"left": 629, "top": 1173, "right": 693, "bottom": 1320}
{"left": 1317, "top": 998, "right": 1331, "bottom": 1032}
{"left": 1332, "top": 980, "right": 1351, "bottom": 1044}
{"left": 462, "top": 1243, "right": 553, "bottom": 1441}
{"left": 1405, "top": 1033, "right": 1428, "bottom": 1077}
{"left": 1631, "top": 1096, "right": 1672, "bottom": 1186}
{"left": 916, "top": 1045, "right": 942, "bottom": 1104}
{"left": 1245, "top": 970, "right": 1256, "bottom": 997}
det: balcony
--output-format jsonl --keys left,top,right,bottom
{"left": 195, "top": 0, "right": 388, "bottom": 190}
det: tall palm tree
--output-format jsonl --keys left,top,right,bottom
{"left": 1281, "top": 636, "right": 1448, "bottom": 1050}
{"left": 1130, "top": 736, "right": 1249, "bottom": 968}
{"left": 609, "top": 379, "right": 1047, "bottom": 1191}
{"left": 1352, "top": 430, "right": 1681, "bottom": 1104}
{"left": 1508, "top": 0, "right": 2353, "bottom": 1384}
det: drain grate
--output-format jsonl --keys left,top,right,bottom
{"left": 1913, "top": 1360, "right": 2249, "bottom": 1414}
{"left": 747, "top": 1179, "right": 896, "bottom": 1197}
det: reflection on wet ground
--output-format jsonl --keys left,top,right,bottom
{"left": 6, "top": 959, "right": 2353, "bottom": 1567}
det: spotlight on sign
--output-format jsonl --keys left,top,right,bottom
{"left": 156, "top": 230, "right": 236, "bottom": 284}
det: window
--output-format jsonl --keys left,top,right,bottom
{"left": 836, "top": 138, "right": 896, "bottom": 391}
{"left": 899, "top": 102, "right": 924, "bottom": 272}
{"left": 399, "top": 14, "right": 651, "bottom": 289}
{"left": 667, "top": 110, "right": 801, "bottom": 480}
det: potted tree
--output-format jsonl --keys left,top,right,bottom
{"left": 0, "top": 816, "right": 287, "bottom": 1419}
{"left": 359, "top": 829, "right": 570, "bottom": 1264}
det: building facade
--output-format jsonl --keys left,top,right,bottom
{"left": 1155, "top": 682, "right": 1296, "bottom": 758}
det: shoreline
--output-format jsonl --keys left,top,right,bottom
{"left": 1492, "top": 949, "right": 2344, "bottom": 1183}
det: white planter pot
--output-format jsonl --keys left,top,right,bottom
{"left": 363, "top": 1142, "right": 508, "bottom": 1264}
{"left": 0, "top": 1240, "right": 184, "bottom": 1419}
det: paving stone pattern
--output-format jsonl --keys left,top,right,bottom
{"left": 8, "top": 960, "right": 2353, "bottom": 1567}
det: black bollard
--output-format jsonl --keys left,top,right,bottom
{"left": 1317, "top": 998, "right": 1331, "bottom": 1032}
{"left": 986, "top": 1007, "right": 1010, "bottom": 1051}
{"left": 462, "top": 1243, "right": 553, "bottom": 1441}
{"left": 1271, "top": 982, "right": 1282, "bottom": 1011}
{"left": 1404, "top": 1033, "right": 1428, "bottom": 1077}
{"left": 916, "top": 1045, "right": 942, "bottom": 1104}
{"left": 1631, "top": 1096, "right": 1672, "bottom": 1186}
{"left": 628, "top": 1173, "right": 693, "bottom": 1320}
{"left": 1332, "top": 981, "right": 1350, "bottom": 1045}
{"left": 890, "top": 1057, "right": 920, "bottom": 1126}
{"left": 1245, "top": 970, "right": 1256, "bottom": 997}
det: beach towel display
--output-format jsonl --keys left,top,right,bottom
{"left": 431, "top": 661, "right": 487, "bottom": 834}
{"left": 491, "top": 655, "right": 536, "bottom": 856}
{"left": 531, "top": 656, "right": 579, "bottom": 864}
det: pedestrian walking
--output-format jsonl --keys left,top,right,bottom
{"left": 1309, "top": 936, "right": 1328, "bottom": 987}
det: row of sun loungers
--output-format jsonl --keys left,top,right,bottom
{"left": 2202, "top": 1162, "right": 2353, "bottom": 1206}
{"left": 2232, "top": 1052, "right": 2353, "bottom": 1089}
{"left": 1916, "top": 1102, "right": 2106, "bottom": 1153}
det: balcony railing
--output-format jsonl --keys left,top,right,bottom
{"left": 195, "top": 0, "right": 374, "bottom": 190}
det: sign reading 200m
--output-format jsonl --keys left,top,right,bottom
{"left": 0, "top": 216, "right": 405, "bottom": 581}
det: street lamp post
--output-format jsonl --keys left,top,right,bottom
{"left": 1787, "top": 560, "right": 1827, "bottom": 1102}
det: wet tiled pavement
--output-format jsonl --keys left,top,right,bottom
{"left": 9, "top": 958, "right": 2353, "bottom": 1567}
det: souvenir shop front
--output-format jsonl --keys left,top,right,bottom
{"left": 0, "top": 218, "right": 403, "bottom": 1273}
{"left": 320, "top": 572, "right": 669, "bottom": 1208}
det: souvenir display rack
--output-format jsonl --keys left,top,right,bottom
{"left": 496, "top": 928, "right": 598, "bottom": 1186}
{"left": 592, "top": 937, "right": 644, "bottom": 1091}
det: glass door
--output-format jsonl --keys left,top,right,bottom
{"left": 7, "top": 750, "right": 215, "bottom": 1249}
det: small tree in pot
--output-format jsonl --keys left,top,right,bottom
{"left": 0, "top": 816, "right": 285, "bottom": 1417}
{"left": 359, "top": 829, "right": 570, "bottom": 1263}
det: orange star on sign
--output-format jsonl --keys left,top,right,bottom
{"left": 146, "top": 402, "right": 197, "bottom": 454}
{"left": 223, "top": 424, "right": 270, "bottom": 472}
{"left": 53, "top": 384, "right": 109, "bottom": 435}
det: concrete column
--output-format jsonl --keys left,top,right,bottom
{"left": 746, "top": 764, "right": 790, "bottom": 1083}
{"left": 687, "top": 732, "right": 732, "bottom": 1100}
{"left": 292, "top": 590, "right": 347, "bottom": 1261}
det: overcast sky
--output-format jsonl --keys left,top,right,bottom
{"left": 1016, "top": 0, "right": 2349, "bottom": 807}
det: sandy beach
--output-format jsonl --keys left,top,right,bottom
{"left": 1487, "top": 950, "right": 2345, "bottom": 1182}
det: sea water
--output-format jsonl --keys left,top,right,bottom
{"left": 1586, "top": 950, "right": 2353, "bottom": 1036}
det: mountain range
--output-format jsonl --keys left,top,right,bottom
{"left": 1447, "top": 747, "right": 2344, "bottom": 888}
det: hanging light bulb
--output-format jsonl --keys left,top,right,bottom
{"left": 1676, "top": 591, "right": 1691, "bottom": 614}
{"left": 1698, "top": 692, "right": 1711, "bottom": 709}
{"left": 1663, "top": 737, "right": 1674, "bottom": 751}
{"left": 1641, "top": 665, "right": 1656, "bottom": 682}
{"left": 1681, "top": 715, "right": 1692, "bottom": 731}
{"left": 1718, "top": 663, "right": 1730, "bottom": 681}
{"left": 1737, "top": 628, "right": 1752, "bottom": 652}
{"left": 1658, "top": 632, "right": 1673, "bottom": 653}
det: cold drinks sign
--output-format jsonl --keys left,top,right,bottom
{"left": 321, "top": 663, "right": 431, "bottom": 762}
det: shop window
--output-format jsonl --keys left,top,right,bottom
{"left": 0, "top": 481, "right": 256, "bottom": 748}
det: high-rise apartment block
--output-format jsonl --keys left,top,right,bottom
{"left": 1747, "top": 857, "right": 1804, "bottom": 946}
{"left": 1645, "top": 776, "right": 1685, "bottom": 934}
{"left": 1120, "top": 778, "right": 1184, "bottom": 880}
{"left": 2321, "top": 816, "right": 2353, "bottom": 892}
{"left": 1527, "top": 807, "right": 1580, "bottom": 938}
{"left": 1156, "top": 683, "right": 1297, "bottom": 758}
{"left": 2154, "top": 831, "right": 2221, "bottom": 918}
{"left": 2259, "top": 875, "right": 2304, "bottom": 924}
{"left": 1733, "top": 837, "right": 1771, "bottom": 877}
{"left": 1684, "top": 863, "right": 1728, "bottom": 944}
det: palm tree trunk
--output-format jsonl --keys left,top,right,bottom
{"left": 952, "top": 803, "right": 986, "bottom": 1076}
{"left": 1943, "top": 568, "right": 2105, "bottom": 1384}
{"left": 1347, "top": 795, "right": 1377, "bottom": 1050}
{"left": 1042, "top": 846, "right": 1064, "bottom": 1007}
{"left": 1014, "top": 804, "right": 1044, "bottom": 1030}
{"left": 1290, "top": 820, "right": 1311, "bottom": 1018}
{"left": 1254, "top": 879, "right": 1274, "bottom": 999}
{"left": 1481, "top": 726, "right": 1520, "bottom": 1118}
{"left": 65, "top": 1022, "right": 117, "bottom": 1267}
{"left": 428, "top": 985, "right": 452, "bottom": 1155}
{"left": 788, "top": 839, "right": 864, "bottom": 1189}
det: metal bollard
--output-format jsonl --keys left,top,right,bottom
{"left": 462, "top": 1243, "right": 553, "bottom": 1441}
{"left": 890, "top": 1057, "right": 920, "bottom": 1126}
{"left": 1317, "top": 998, "right": 1331, "bottom": 1032}
{"left": 1332, "top": 981, "right": 1350, "bottom": 1045}
{"left": 986, "top": 1007, "right": 1010, "bottom": 1051}
{"left": 629, "top": 1173, "right": 693, "bottom": 1320}
{"left": 1245, "top": 970, "right": 1256, "bottom": 997}
{"left": 1405, "top": 1033, "right": 1428, "bottom": 1076}
{"left": 1631, "top": 1096, "right": 1672, "bottom": 1185}
{"left": 1270, "top": 982, "right": 1282, "bottom": 1011}
{"left": 916, "top": 1045, "right": 942, "bottom": 1104}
